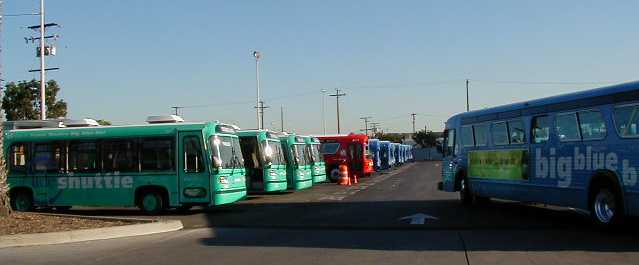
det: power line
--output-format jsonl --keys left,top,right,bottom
{"left": 360, "top": 116, "right": 372, "bottom": 136}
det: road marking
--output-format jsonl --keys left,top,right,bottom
{"left": 398, "top": 213, "right": 439, "bottom": 224}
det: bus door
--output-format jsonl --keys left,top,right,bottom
{"left": 349, "top": 142, "right": 363, "bottom": 175}
{"left": 441, "top": 129, "right": 458, "bottom": 192}
{"left": 178, "top": 132, "right": 210, "bottom": 204}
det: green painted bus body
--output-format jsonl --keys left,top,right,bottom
{"left": 279, "top": 134, "right": 313, "bottom": 190}
{"left": 237, "top": 130, "right": 288, "bottom": 192}
{"left": 304, "top": 136, "right": 327, "bottom": 183}
{"left": 4, "top": 122, "right": 247, "bottom": 209}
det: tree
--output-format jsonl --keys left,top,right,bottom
{"left": 2, "top": 79, "right": 67, "bottom": 120}
{"left": 413, "top": 129, "right": 438, "bottom": 148}
{"left": 0, "top": 123, "right": 10, "bottom": 217}
{"left": 96, "top": 119, "right": 112, "bottom": 126}
{"left": 374, "top": 132, "right": 405, "bottom": 143}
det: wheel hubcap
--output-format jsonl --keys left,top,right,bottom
{"left": 16, "top": 196, "right": 29, "bottom": 211}
{"left": 594, "top": 190, "right": 615, "bottom": 224}
{"left": 143, "top": 195, "right": 158, "bottom": 211}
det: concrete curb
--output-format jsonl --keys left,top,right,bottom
{"left": 0, "top": 219, "right": 183, "bottom": 249}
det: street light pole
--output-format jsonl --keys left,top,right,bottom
{"left": 253, "top": 51, "right": 262, "bottom": 129}
{"left": 466, "top": 79, "right": 470, "bottom": 112}
{"left": 321, "top": 89, "right": 327, "bottom": 135}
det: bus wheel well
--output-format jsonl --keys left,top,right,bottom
{"left": 588, "top": 170, "right": 623, "bottom": 209}
{"left": 135, "top": 186, "right": 169, "bottom": 208}
{"left": 454, "top": 170, "right": 466, "bottom": 191}
{"left": 9, "top": 187, "right": 33, "bottom": 200}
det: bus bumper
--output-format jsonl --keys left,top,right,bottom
{"left": 212, "top": 188, "right": 247, "bottom": 206}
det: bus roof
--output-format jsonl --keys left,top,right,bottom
{"left": 4, "top": 121, "right": 223, "bottom": 142}
{"left": 317, "top": 133, "right": 369, "bottom": 142}
{"left": 449, "top": 80, "right": 639, "bottom": 126}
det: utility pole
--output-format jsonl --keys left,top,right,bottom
{"left": 280, "top": 105, "right": 284, "bottom": 132}
{"left": 255, "top": 100, "right": 269, "bottom": 130}
{"left": 253, "top": 51, "right": 262, "bottom": 129}
{"left": 410, "top": 113, "right": 417, "bottom": 134}
{"left": 171, "top": 106, "right": 183, "bottom": 116}
{"left": 329, "top": 88, "right": 346, "bottom": 134}
{"left": 360, "top": 116, "right": 372, "bottom": 136}
{"left": 370, "top": 122, "right": 380, "bottom": 136}
{"left": 321, "top": 89, "right": 327, "bottom": 135}
{"left": 466, "top": 79, "right": 470, "bottom": 112}
{"left": 25, "top": 0, "right": 59, "bottom": 120}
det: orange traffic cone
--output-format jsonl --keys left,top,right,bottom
{"left": 338, "top": 165, "right": 350, "bottom": 186}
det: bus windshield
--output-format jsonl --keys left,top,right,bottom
{"left": 309, "top": 144, "right": 322, "bottom": 163}
{"left": 293, "top": 144, "right": 309, "bottom": 166}
{"left": 210, "top": 135, "right": 244, "bottom": 169}
{"left": 262, "top": 139, "right": 285, "bottom": 165}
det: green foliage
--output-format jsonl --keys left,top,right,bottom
{"left": 2, "top": 79, "right": 67, "bottom": 120}
{"left": 96, "top": 119, "right": 112, "bottom": 126}
{"left": 374, "top": 132, "right": 405, "bottom": 143}
{"left": 413, "top": 129, "right": 438, "bottom": 148}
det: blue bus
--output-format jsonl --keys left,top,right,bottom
{"left": 379, "top": 141, "right": 392, "bottom": 169}
{"left": 439, "top": 81, "right": 639, "bottom": 226}
{"left": 369, "top": 139, "right": 381, "bottom": 170}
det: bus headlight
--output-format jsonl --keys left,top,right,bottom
{"left": 219, "top": 176, "right": 229, "bottom": 184}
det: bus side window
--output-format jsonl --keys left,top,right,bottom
{"left": 461, "top": 125, "right": 474, "bottom": 147}
{"left": 556, "top": 113, "right": 581, "bottom": 142}
{"left": 184, "top": 136, "right": 203, "bottom": 173}
{"left": 10, "top": 143, "right": 28, "bottom": 173}
{"left": 473, "top": 124, "right": 488, "bottom": 146}
{"left": 614, "top": 105, "right": 638, "bottom": 137}
{"left": 508, "top": 120, "right": 525, "bottom": 144}
{"left": 531, "top": 116, "right": 550, "bottom": 144}
{"left": 492, "top": 122, "right": 509, "bottom": 145}
{"left": 34, "top": 142, "right": 65, "bottom": 174}
{"left": 68, "top": 141, "right": 98, "bottom": 173}
{"left": 141, "top": 138, "right": 175, "bottom": 171}
{"left": 102, "top": 140, "right": 139, "bottom": 173}
{"left": 444, "top": 129, "right": 456, "bottom": 156}
{"left": 578, "top": 110, "right": 606, "bottom": 140}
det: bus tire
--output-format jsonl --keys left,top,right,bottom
{"left": 139, "top": 191, "right": 164, "bottom": 215}
{"left": 459, "top": 176, "right": 474, "bottom": 206}
{"left": 329, "top": 168, "right": 340, "bottom": 182}
{"left": 10, "top": 189, "right": 34, "bottom": 212}
{"left": 589, "top": 183, "right": 624, "bottom": 228}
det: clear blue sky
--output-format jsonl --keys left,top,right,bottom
{"left": 2, "top": 1, "right": 637, "bottom": 134}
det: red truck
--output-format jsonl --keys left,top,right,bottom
{"left": 317, "top": 133, "right": 374, "bottom": 182}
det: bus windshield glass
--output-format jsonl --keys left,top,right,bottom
{"left": 293, "top": 144, "right": 309, "bottom": 166}
{"left": 310, "top": 144, "right": 322, "bottom": 163}
{"left": 210, "top": 135, "right": 244, "bottom": 169}
{"left": 262, "top": 139, "right": 285, "bottom": 165}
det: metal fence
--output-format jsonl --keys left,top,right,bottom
{"left": 411, "top": 147, "right": 442, "bottom": 161}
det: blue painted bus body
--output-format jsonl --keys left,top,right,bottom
{"left": 441, "top": 81, "right": 639, "bottom": 217}
{"left": 391, "top": 143, "right": 399, "bottom": 166}
{"left": 379, "top": 141, "right": 392, "bottom": 169}
{"left": 369, "top": 139, "right": 381, "bottom": 170}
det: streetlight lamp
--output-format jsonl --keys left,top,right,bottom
{"left": 321, "top": 89, "right": 327, "bottom": 135}
{"left": 253, "top": 50, "right": 262, "bottom": 129}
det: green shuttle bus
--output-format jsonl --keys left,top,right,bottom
{"left": 279, "top": 133, "right": 313, "bottom": 190}
{"left": 237, "top": 130, "right": 288, "bottom": 192}
{"left": 5, "top": 117, "right": 247, "bottom": 214}
{"left": 304, "top": 136, "right": 327, "bottom": 183}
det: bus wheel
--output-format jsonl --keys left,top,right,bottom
{"left": 139, "top": 192, "right": 164, "bottom": 215}
{"left": 459, "top": 177, "right": 473, "bottom": 206}
{"left": 55, "top": 206, "right": 72, "bottom": 211}
{"left": 590, "top": 187, "right": 623, "bottom": 227}
{"left": 329, "top": 168, "right": 340, "bottom": 182}
{"left": 11, "top": 191, "right": 34, "bottom": 212}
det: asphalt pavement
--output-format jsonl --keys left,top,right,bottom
{"left": 2, "top": 161, "right": 639, "bottom": 265}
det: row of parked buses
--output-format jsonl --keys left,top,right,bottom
{"left": 4, "top": 116, "right": 411, "bottom": 214}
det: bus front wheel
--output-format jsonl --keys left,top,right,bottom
{"left": 329, "top": 168, "right": 340, "bottom": 182}
{"left": 139, "top": 192, "right": 164, "bottom": 215}
{"left": 459, "top": 177, "right": 473, "bottom": 206}
{"left": 590, "top": 187, "right": 623, "bottom": 227}
{"left": 10, "top": 190, "right": 34, "bottom": 212}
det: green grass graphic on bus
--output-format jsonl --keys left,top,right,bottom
{"left": 468, "top": 149, "right": 528, "bottom": 180}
